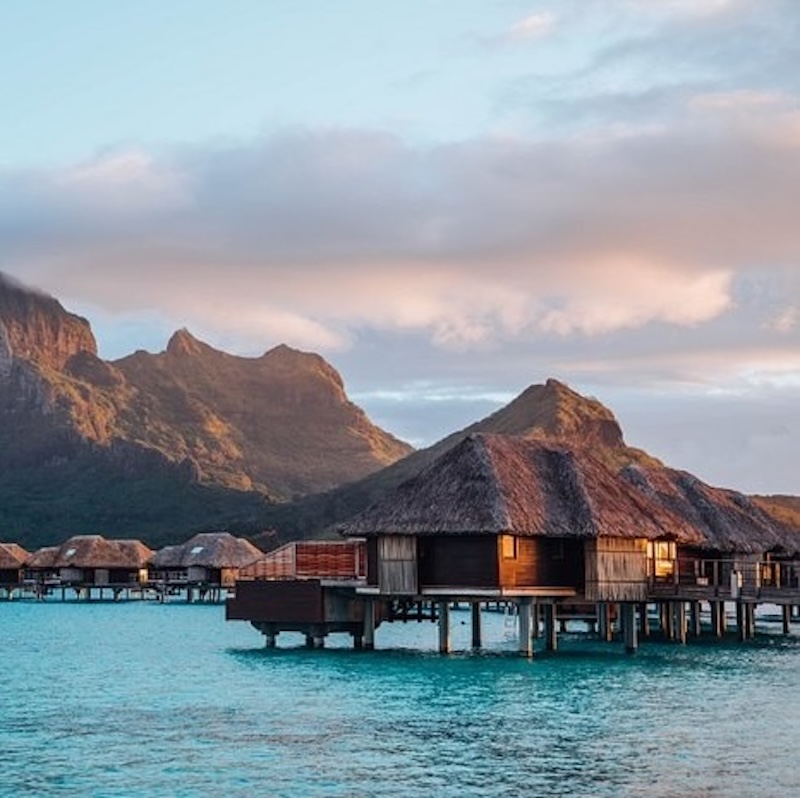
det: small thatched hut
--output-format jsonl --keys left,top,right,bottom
{"left": 152, "top": 532, "right": 263, "bottom": 588}
{"left": 340, "top": 434, "right": 703, "bottom": 602}
{"left": 26, "top": 535, "right": 153, "bottom": 586}
{"left": 0, "top": 543, "right": 30, "bottom": 586}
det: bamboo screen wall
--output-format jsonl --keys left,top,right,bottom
{"left": 378, "top": 536, "right": 418, "bottom": 595}
{"left": 584, "top": 537, "right": 649, "bottom": 601}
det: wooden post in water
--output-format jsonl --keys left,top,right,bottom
{"left": 471, "top": 602, "right": 482, "bottom": 649}
{"left": 437, "top": 601, "right": 451, "bottom": 654}
{"left": 597, "top": 602, "right": 608, "bottom": 641}
{"left": 264, "top": 632, "right": 277, "bottom": 649}
{"left": 363, "top": 600, "right": 376, "bottom": 650}
{"left": 690, "top": 601, "right": 701, "bottom": 637}
{"left": 783, "top": 604, "right": 792, "bottom": 635}
{"left": 674, "top": 602, "right": 687, "bottom": 644}
{"left": 623, "top": 603, "right": 638, "bottom": 653}
{"left": 639, "top": 603, "right": 650, "bottom": 637}
{"left": 745, "top": 603, "right": 756, "bottom": 639}
{"left": 736, "top": 601, "right": 745, "bottom": 642}
{"left": 544, "top": 603, "right": 558, "bottom": 652}
{"left": 663, "top": 602, "right": 676, "bottom": 641}
{"left": 711, "top": 601, "right": 723, "bottom": 637}
{"left": 532, "top": 602, "right": 541, "bottom": 639}
{"left": 518, "top": 597, "right": 533, "bottom": 657}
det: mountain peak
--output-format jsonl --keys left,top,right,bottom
{"left": 0, "top": 271, "right": 97, "bottom": 373}
{"left": 166, "top": 328, "right": 208, "bottom": 357}
{"left": 470, "top": 379, "right": 624, "bottom": 449}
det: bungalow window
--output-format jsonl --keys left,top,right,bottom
{"left": 501, "top": 535, "right": 517, "bottom": 560}
{"left": 647, "top": 540, "right": 676, "bottom": 579}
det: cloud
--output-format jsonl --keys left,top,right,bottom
{"left": 2, "top": 94, "right": 799, "bottom": 360}
{"left": 506, "top": 12, "right": 557, "bottom": 42}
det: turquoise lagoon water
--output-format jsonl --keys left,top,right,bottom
{"left": 1, "top": 601, "right": 798, "bottom": 797}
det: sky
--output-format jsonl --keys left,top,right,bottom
{"left": 1, "top": 0, "right": 799, "bottom": 495}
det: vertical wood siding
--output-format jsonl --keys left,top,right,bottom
{"left": 585, "top": 538, "right": 648, "bottom": 601}
{"left": 378, "top": 536, "right": 418, "bottom": 594}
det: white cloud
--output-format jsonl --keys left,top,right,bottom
{"left": 507, "top": 12, "right": 557, "bottom": 41}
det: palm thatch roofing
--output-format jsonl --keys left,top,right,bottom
{"left": 152, "top": 532, "right": 263, "bottom": 569}
{"left": 620, "top": 465, "right": 800, "bottom": 554}
{"left": 28, "top": 536, "right": 153, "bottom": 569}
{"left": 26, "top": 546, "right": 60, "bottom": 569}
{"left": 340, "top": 434, "right": 704, "bottom": 543}
{"left": 0, "top": 542, "right": 30, "bottom": 569}
{"left": 340, "top": 434, "right": 800, "bottom": 554}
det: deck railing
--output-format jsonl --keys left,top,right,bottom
{"left": 648, "top": 557, "right": 800, "bottom": 598}
{"left": 239, "top": 540, "right": 367, "bottom": 582}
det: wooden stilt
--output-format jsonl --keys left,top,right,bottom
{"left": 437, "top": 601, "right": 451, "bottom": 654}
{"left": 745, "top": 603, "right": 756, "bottom": 639}
{"left": 471, "top": 602, "right": 482, "bottom": 649}
{"left": 544, "top": 603, "right": 558, "bottom": 651}
{"left": 736, "top": 602, "right": 746, "bottom": 641}
{"left": 783, "top": 604, "right": 792, "bottom": 635}
{"left": 674, "top": 602, "right": 687, "bottom": 644}
{"left": 711, "top": 601, "right": 722, "bottom": 637}
{"left": 639, "top": 603, "right": 650, "bottom": 637}
{"left": 664, "top": 602, "right": 676, "bottom": 641}
{"left": 518, "top": 597, "right": 533, "bottom": 657}
{"left": 690, "top": 601, "right": 701, "bottom": 637}
{"left": 532, "top": 602, "right": 541, "bottom": 639}
{"left": 623, "top": 603, "right": 638, "bottom": 653}
{"left": 597, "top": 602, "right": 608, "bottom": 641}
{"left": 363, "top": 600, "right": 376, "bottom": 650}
{"left": 264, "top": 632, "right": 277, "bottom": 648}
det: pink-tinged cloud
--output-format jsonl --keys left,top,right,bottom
{"left": 1, "top": 92, "right": 798, "bottom": 362}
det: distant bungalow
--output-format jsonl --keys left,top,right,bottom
{"left": 151, "top": 532, "right": 263, "bottom": 601}
{"left": 25, "top": 535, "right": 153, "bottom": 599}
{"left": 228, "top": 434, "right": 800, "bottom": 654}
{"left": 0, "top": 543, "right": 30, "bottom": 595}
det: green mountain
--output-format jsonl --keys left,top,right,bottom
{"left": 0, "top": 273, "right": 411, "bottom": 548}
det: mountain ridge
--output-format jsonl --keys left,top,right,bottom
{"left": 0, "top": 273, "right": 411, "bottom": 546}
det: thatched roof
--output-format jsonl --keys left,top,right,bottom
{"left": 341, "top": 434, "right": 800, "bottom": 555}
{"left": 27, "top": 536, "right": 154, "bottom": 569}
{"left": 620, "top": 465, "right": 800, "bottom": 554}
{"left": 340, "top": 434, "right": 704, "bottom": 543}
{"left": 152, "top": 532, "right": 263, "bottom": 569}
{"left": 0, "top": 542, "right": 30, "bottom": 569}
{"left": 26, "top": 546, "right": 59, "bottom": 569}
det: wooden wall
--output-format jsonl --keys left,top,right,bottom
{"left": 378, "top": 536, "right": 418, "bottom": 594}
{"left": 226, "top": 579, "right": 324, "bottom": 624}
{"left": 498, "top": 537, "right": 584, "bottom": 590}
{"left": 418, "top": 536, "right": 498, "bottom": 588}
{"left": 585, "top": 537, "right": 648, "bottom": 601}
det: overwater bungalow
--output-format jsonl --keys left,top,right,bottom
{"left": 228, "top": 434, "right": 800, "bottom": 653}
{"left": 25, "top": 535, "right": 153, "bottom": 598}
{"left": 152, "top": 532, "right": 263, "bottom": 601}
{"left": 0, "top": 542, "right": 30, "bottom": 596}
